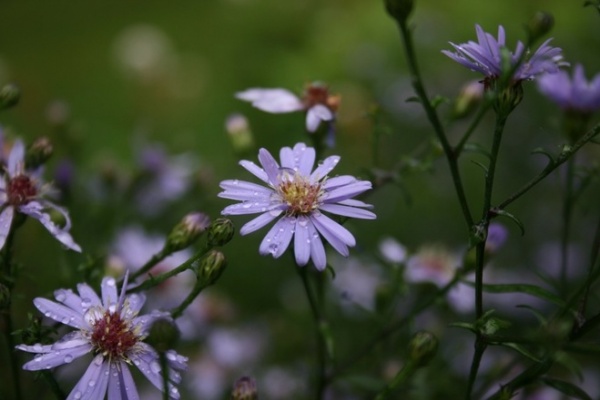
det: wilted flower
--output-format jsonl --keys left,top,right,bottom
{"left": 405, "top": 245, "right": 459, "bottom": 287}
{"left": 0, "top": 139, "right": 81, "bottom": 252}
{"left": 537, "top": 64, "right": 600, "bottom": 113}
{"left": 17, "top": 274, "right": 188, "bottom": 399}
{"left": 442, "top": 25, "right": 564, "bottom": 86}
{"left": 235, "top": 82, "right": 340, "bottom": 133}
{"left": 219, "top": 142, "right": 375, "bottom": 270}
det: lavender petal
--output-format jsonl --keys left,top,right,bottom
{"left": 0, "top": 205, "right": 14, "bottom": 251}
{"left": 66, "top": 355, "right": 109, "bottom": 400}
{"left": 293, "top": 216, "right": 311, "bottom": 266}
{"left": 259, "top": 215, "right": 295, "bottom": 258}
{"left": 22, "top": 341, "right": 92, "bottom": 371}
{"left": 320, "top": 203, "right": 376, "bottom": 220}
{"left": 33, "top": 298, "right": 87, "bottom": 329}
{"left": 240, "top": 211, "right": 281, "bottom": 235}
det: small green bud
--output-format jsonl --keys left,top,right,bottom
{"left": 231, "top": 376, "right": 258, "bottom": 400}
{"left": 0, "top": 83, "right": 21, "bottom": 110}
{"left": 384, "top": 0, "right": 414, "bottom": 23}
{"left": 146, "top": 317, "right": 180, "bottom": 353}
{"left": 408, "top": 331, "right": 438, "bottom": 367}
{"left": 197, "top": 249, "right": 227, "bottom": 287}
{"left": 25, "top": 137, "right": 54, "bottom": 169}
{"left": 0, "top": 283, "right": 11, "bottom": 309}
{"left": 226, "top": 113, "right": 255, "bottom": 156}
{"left": 526, "top": 12, "right": 554, "bottom": 43}
{"left": 207, "top": 218, "right": 235, "bottom": 247}
{"left": 166, "top": 212, "right": 211, "bottom": 251}
{"left": 452, "top": 80, "right": 484, "bottom": 119}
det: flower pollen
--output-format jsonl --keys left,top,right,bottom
{"left": 7, "top": 175, "right": 37, "bottom": 206}
{"left": 90, "top": 310, "right": 139, "bottom": 360}
{"left": 276, "top": 172, "right": 323, "bottom": 216}
{"left": 303, "top": 84, "right": 340, "bottom": 111}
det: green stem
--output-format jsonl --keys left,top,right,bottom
{"left": 170, "top": 281, "right": 206, "bottom": 319}
{"left": 129, "top": 248, "right": 170, "bottom": 282}
{"left": 374, "top": 360, "right": 417, "bottom": 400}
{"left": 559, "top": 156, "right": 576, "bottom": 294}
{"left": 128, "top": 243, "right": 211, "bottom": 294}
{"left": 298, "top": 267, "right": 327, "bottom": 400}
{"left": 465, "top": 339, "right": 486, "bottom": 400}
{"left": 159, "top": 351, "right": 169, "bottom": 400}
{"left": 496, "top": 123, "right": 600, "bottom": 211}
{"left": 395, "top": 19, "right": 474, "bottom": 229}
{"left": 454, "top": 101, "right": 493, "bottom": 157}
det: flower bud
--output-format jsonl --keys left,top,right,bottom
{"left": 197, "top": 249, "right": 227, "bottom": 287}
{"left": 226, "top": 113, "right": 255, "bottom": 156}
{"left": 408, "top": 331, "right": 438, "bottom": 367}
{"left": 231, "top": 376, "right": 258, "bottom": 400}
{"left": 526, "top": 11, "right": 554, "bottom": 43}
{"left": 146, "top": 317, "right": 180, "bottom": 353}
{"left": 25, "top": 137, "right": 54, "bottom": 169}
{"left": 384, "top": 0, "right": 414, "bottom": 23}
{"left": 0, "top": 83, "right": 21, "bottom": 110}
{"left": 166, "top": 212, "right": 211, "bottom": 251}
{"left": 452, "top": 80, "right": 484, "bottom": 119}
{"left": 207, "top": 218, "right": 235, "bottom": 247}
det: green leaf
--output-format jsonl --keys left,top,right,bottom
{"left": 541, "top": 377, "right": 592, "bottom": 400}
{"left": 449, "top": 322, "right": 477, "bottom": 334}
{"left": 431, "top": 95, "right": 449, "bottom": 109}
{"left": 463, "top": 282, "right": 564, "bottom": 307}
{"left": 462, "top": 142, "right": 492, "bottom": 159}
{"left": 491, "top": 208, "right": 525, "bottom": 235}
{"left": 494, "top": 342, "right": 540, "bottom": 363}
{"left": 530, "top": 147, "right": 556, "bottom": 166}
{"left": 515, "top": 304, "right": 548, "bottom": 325}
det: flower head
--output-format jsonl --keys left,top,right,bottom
{"left": 442, "top": 25, "right": 565, "bottom": 85}
{"left": 17, "top": 274, "right": 188, "bottom": 399}
{"left": 219, "top": 142, "right": 375, "bottom": 270}
{"left": 0, "top": 139, "right": 80, "bottom": 252}
{"left": 235, "top": 82, "right": 340, "bottom": 134}
{"left": 537, "top": 64, "right": 600, "bottom": 113}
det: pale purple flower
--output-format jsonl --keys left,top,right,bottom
{"left": 405, "top": 245, "right": 459, "bottom": 288}
{"left": 235, "top": 82, "right": 340, "bottom": 133}
{"left": 442, "top": 25, "right": 565, "bottom": 83}
{"left": 219, "top": 142, "right": 375, "bottom": 270}
{"left": 17, "top": 274, "right": 188, "bottom": 400}
{"left": 0, "top": 139, "right": 81, "bottom": 252}
{"left": 537, "top": 64, "right": 600, "bottom": 112}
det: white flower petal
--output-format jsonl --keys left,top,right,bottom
{"left": 306, "top": 104, "right": 333, "bottom": 132}
{"left": 236, "top": 88, "right": 304, "bottom": 113}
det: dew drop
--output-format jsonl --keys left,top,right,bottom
{"left": 33, "top": 344, "right": 43, "bottom": 352}
{"left": 81, "top": 298, "right": 92, "bottom": 308}
{"left": 150, "top": 361, "right": 161, "bottom": 374}
{"left": 88, "top": 380, "right": 96, "bottom": 387}
{"left": 74, "top": 391, "right": 82, "bottom": 400}
{"left": 106, "top": 278, "right": 116, "bottom": 287}
{"left": 64, "top": 354, "right": 74, "bottom": 363}
{"left": 55, "top": 292, "right": 66, "bottom": 302}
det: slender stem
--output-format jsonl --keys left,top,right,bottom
{"left": 497, "top": 123, "right": 600, "bottom": 211}
{"left": 170, "top": 281, "right": 206, "bottom": 319}
{"left": 129, "top": 248, "right": 170, "bottom": 281}
{"left": 454, "top": 101, "right": 493, "bottom": 157}
{"left": 374, "top": 360, "right": 417, "bottom": 400}
{"left": 464, "top": 339, "right": 486, "bottom": 400}
{"left": 128, "top": 243, "right": 211, "bottom": 294}
{"left": 298, "top": 267, "right": 327, "bottom": 400}
{"left": 159, "top": 351, "right": 169, "bottom": 400}
{"left": 395, "top": 19, "right": 474, "bottom": 229}
{"left": 559, "top": 156, "right": 576, "bottom": 294}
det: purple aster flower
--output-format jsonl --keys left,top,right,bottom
{"left": 235, "top": 82, "right": 340, "bottom": 133}
{"left": 17, "top": 274, "right": 188, "bottom": 400}
{"left": 219, "top": 142, "right": 375, "bottom": 270}
{"left": 442, "top": 25, "right": 565, "bottom": 85}
{"left": 0, "top": 139, "right": 81, "bottom": 252}
{"left": 537, "top": 64, "right": 600, "bottom": 113}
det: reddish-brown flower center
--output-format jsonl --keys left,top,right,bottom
{"left": 90, "top": 311, "right": 138, "bottom": 360}
{"left": 302, "top": 84, "right": 340, "bottom": 111}
{"left": 277, "top": 173, "right": 323, "bottom": 216}
{"left": 7, "top": 175, "right": 37, "bottom": 206}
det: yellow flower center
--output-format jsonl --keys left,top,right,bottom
{"left": 276, "top": 171, "right": 324, "bottom": 216}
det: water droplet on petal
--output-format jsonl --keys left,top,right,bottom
{"left": 74, "top": 392, "right": 82, "bottom": 399}
{"left": 106, "top": 278, "right": 116, "bottom": 287}
{"left": 150, "top": 361, "right": 161, "bottom": 374}
{"left": 64, "top": 354, "right": 74, "bottom": 363}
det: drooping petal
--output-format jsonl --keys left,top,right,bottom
{"left": 33, "top": 298, "right": 87, "bottom": 329}
{"left": 236, "top": 88, "right": 304, "bottom": 113}
{"left": 307, "top": 221, "right": 327, "bottom": 270}
{"left": 293, "top": 216, "right": 311, "bottom": 266}
{"left": 108, "top": 362, "right": 140, "bottom": 400}
{"left": 309, "top": 214, "right": 349, "bottom": 257}
{"left": 66, "top": 355, "right": 110, "bottom": 400}
{"left": 18, "top": 202, "right": 81, "bottom": 252}
{"left": 305, "top": 105, "right": 333, "bottom": 132}
{"left": 0, "top": 205, "right": 14, "bottom": 251}
{"left": 22, "top": 341, "right": 92, "bottom": 371}
{"left": 240, "top": 211, "right": 281, "bottom": 235}
{"left": 259, "top": 215, "right": 295, "bottom": 258}
{"left": 311, "top": 213, "right": 356, "bottom": 247}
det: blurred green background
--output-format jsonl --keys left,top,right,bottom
{"left": 1, "top": 0, "right": 600, "bottom": 398}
